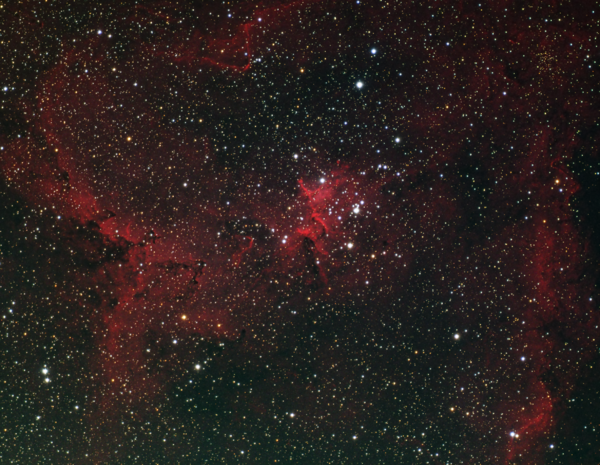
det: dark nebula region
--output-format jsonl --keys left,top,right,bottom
{"left": 1, "top": 0, "right": 600, "bottom": 463}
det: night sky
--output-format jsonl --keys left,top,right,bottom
{"left": 1, "top": 0, "right": 600, "bottom": 463}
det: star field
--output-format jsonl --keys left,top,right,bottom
{"left": 1, "top": 0, "right": 600, "bottom": 464}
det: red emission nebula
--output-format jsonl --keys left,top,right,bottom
{"left": 1, "top": 0, "right": 600, "bottom": 464}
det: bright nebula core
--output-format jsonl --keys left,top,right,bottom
{"left": 1, "top": 0, "right": 600, "bottom": 463}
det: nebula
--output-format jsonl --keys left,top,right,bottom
{"left": 1, "top": 0, "right": 599, "bottom": 463}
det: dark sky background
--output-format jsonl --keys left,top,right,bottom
{"left": 1, "top": 0, "right": 599, "bottom": 463}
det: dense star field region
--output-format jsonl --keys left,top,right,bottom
{"left": 0, "top": 0, "right": 599, "bottom": 463}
